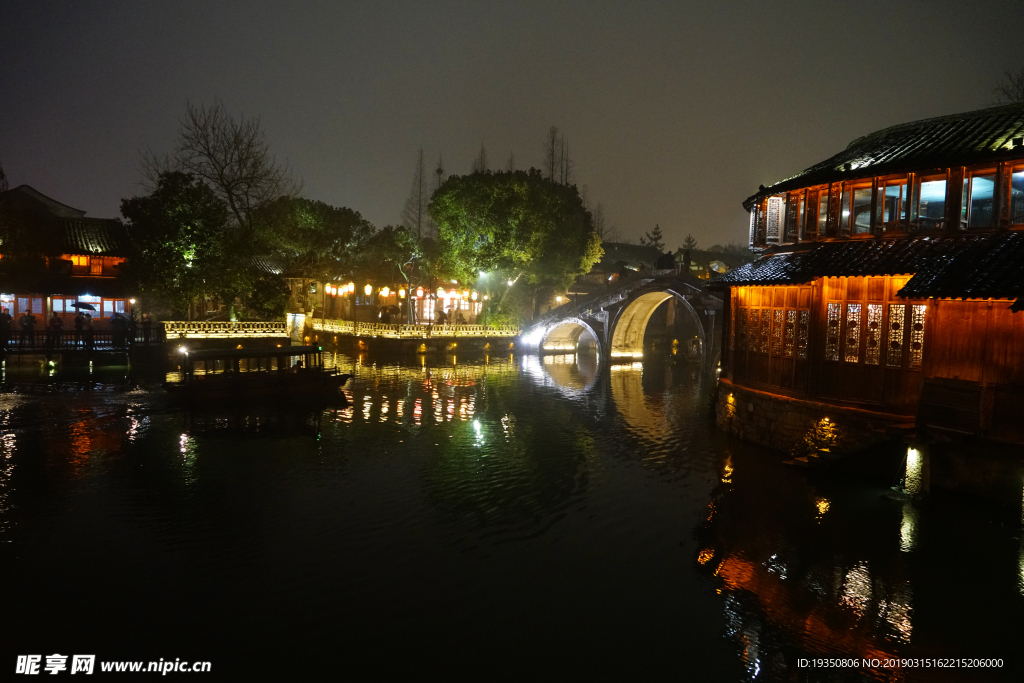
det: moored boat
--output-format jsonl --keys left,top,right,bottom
{"left": 165, "top": 345, "right": 350, "bottom": 402}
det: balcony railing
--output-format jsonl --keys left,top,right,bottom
{"left": 0, "top": 328, "right": 166, "bottom": 352}
{"left": 312, "top": 319, "right": 521, "bottom": 339}
{"left": 163, "top": 321, "right": 288, "bottom": 339}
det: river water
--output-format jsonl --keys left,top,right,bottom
{"left": 1, "top": 352, "right": 1021, "bottom": 681}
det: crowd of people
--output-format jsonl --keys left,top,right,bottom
{"left": 0, "top": 308, "right": 154, "bottom": 352}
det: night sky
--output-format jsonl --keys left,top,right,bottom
{"left": 1, "top": 0, "right": 1020, "bottom": 249}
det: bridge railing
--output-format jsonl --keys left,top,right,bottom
{"left": 163, "top": 321, "right": 288, "bottom": 338}
{"left": 312, "top": 319, "right": 520, "bottom": 339}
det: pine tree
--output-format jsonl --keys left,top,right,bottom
{"left": 639, "top": 224, "right": 665, "bottom": 251}
{"left": 401, "top": 148, "right": 430, "bottom": 238}
{"left": 681, "top": 233, "right": 698, "bottom": 251}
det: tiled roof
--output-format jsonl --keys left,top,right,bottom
{"left": 745, "top": 103, "right": 1024, "bottom": 209}
{"left": 2, "top": 185, "right": 87, "bottom": 219}
{"left": 595, "top": 242, "right": 664, "bottom": 271}
{"left": 57, "top": 218, "right": 130, "bottom": 256}
{"left": 708, "top": 234, "right": 1024, "bottom": 305}
{"left": 898, "top": 231, "right": 1024, "bottom": 300}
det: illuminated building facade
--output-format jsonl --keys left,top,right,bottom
{"left": 712, "top": 103, "right": 1024, "bottom": 449}
{"left": 0, "top": 185, "right": 134, "bottom": 328}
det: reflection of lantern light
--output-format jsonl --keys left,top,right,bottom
{"left": 416, "top": 287, "right": 424, "bottom": 298}
{"left": 381, "top": 286, "right": 390, "bottom": 298}
{"left": 364, "top": 284, "right": 373, "bottom": 296}
{"left": 398, "top": 288, "right": 406, "bottom": 298}
{"left": 471, "top": 291, "right": 478, "bottom": 301}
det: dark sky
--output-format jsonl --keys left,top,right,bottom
{"left": 1, "top": 0, "right": 1020, "bottom": 249}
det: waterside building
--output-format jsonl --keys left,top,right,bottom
{"left": 710, "top": 103, "right": 1024, "bottom": 451}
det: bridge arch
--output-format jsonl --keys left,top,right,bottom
{"left": 538, "top": 317, "right": 603, "bottom": 356}
{"left": 608, "top": 288, "right": 706, "bottom": 360}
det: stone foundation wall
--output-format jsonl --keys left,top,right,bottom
{"left": 716, "top": 379, "right": 914, "bottom": 455}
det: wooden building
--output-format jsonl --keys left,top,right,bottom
{"left": 0, "top": 185, "right": 135, "bottom": 329}
{"left": 711, "top": 103, "right": 1024, "bottom": 448}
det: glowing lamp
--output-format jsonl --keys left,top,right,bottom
{"left": 462, "top": 289, "right": 469, "bottom": 299}
{"left": 556, "top": 296, "right": 563, "bottom": 303}
{"left": 364, "top": 284, "right": 373, "bottom": 296}
{"left": 471, "top": 291, "right": 478, "bottom": 301}
{"left": 416, "top": 287, "right": 424, "bottom": 298}
{"left": 129, "top": 298, "right": 136, "bottom": 304}
{"left": 381, "top": 287, "right": 391, "bottom": 298}
{"left": 399, "top": 288, "right": 406, "bottom": 298}
{"left": 437, "top": 287, "right": 445, "bottom": 297}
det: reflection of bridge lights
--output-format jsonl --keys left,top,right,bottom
{"left": 697, "top": 549, "right": 714, "bottom": 565}
{"left": 815, "top": 497, "right": 830, "bottom": 518}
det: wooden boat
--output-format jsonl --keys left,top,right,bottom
{"left": 165, "top": 345, "right": 350, "bottom": 402}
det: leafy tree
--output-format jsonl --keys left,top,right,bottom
{"left": 681, "top": 233, "right": 698, "bottom": 251}
{"left": 255, "top": 196, "right": 373, "bottom": 279}
{"left": 639, "top": 223, "right": 665, "bottom": 251}
{"left": 430, "top": 169, "right": 603, "bottom": 321}
{"left": 121, "top": 172, "right": 229, "bottom": 319}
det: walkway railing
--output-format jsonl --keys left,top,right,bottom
{"left": 312, "top": 319, "right": 521, "bottom": 339}
{"left": 163, "top": 321, "right": 288, "bottom": 338}
{"left": 0, "top": 328, "right": 166, "bottom": 352}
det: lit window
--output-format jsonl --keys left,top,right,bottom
{"left": 882, "top": 179, "right": 908, "bottom": 228}
{"left": 796, "top": 310, "right": 809, "bottom": 360}
{"left": 1011, "top": 167, "right": 1024, "bottom": 225}
{"left": 816, "top": 191, "right": 829, "bottom": 235}
{"left": 783, "top": 310, "right": 796, "bottom": 358}
{"left": 915, "top": 176, "right": 946, "bottom": 231}
{"left": 852, "top": 186, "right": 872, "bottom": 234}
{"left": 962, "top": 171, "right": 996, "bottom": 229}
{"left": 759, "top": 309, "right": 770, "bottom": 354}
{"left": 736, "top": 308, "right": 748, "bottom": 351}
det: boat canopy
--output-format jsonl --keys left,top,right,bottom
{"left": 181, "top": 345, "right": 322, "bottom": 362}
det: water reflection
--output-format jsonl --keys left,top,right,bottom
{"left": 0, "top": 352, "right": 1020, "bottom": 678}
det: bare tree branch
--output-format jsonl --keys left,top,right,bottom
{"left": 145, "top": 100, "right": 299, "bottom": 233}
{"left": 993, "top": 68, "right": 1024, "bottom": 105}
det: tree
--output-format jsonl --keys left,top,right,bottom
{"left": 639, "top": 224, "right": 665, "bottom": 251}
{"left": 993, "top": 68, "right": 1024, "bottom": 105}
{"left": 402, "top": 148, "right": 431, "bottom": 239}
{"left": 542, "top": 126, "right": 573, "bottom": 184}
{"left": 121, "top": 171, "right": 229, "bottom": 319}
{"left": 681, "top": 233, "right": 698, "bottom": 251}
{"left": 506, "top": 152, "right": 516, "bottom": 172}
{"left": 143, "top": 100, "right": 299, "bottom": 234}
{"left": 471, "top": 144, "right": 488, "bottom": 173}
{"left": 430, "top": 169, "right": 603, "bottom": 322}
{"left": 0, "top": 158, "right": 8, "bottom": 193}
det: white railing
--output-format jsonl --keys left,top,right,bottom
{"left": 163, "top": 321, "right": 288, "bottom": 338}
{"left": 312, "top": 319, "right": 520, "bottom": 338}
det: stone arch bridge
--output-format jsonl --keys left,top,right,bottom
{"left": 520, "top": 269, "right": 724, "bottom": 369}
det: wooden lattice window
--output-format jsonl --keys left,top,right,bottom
{"left": 909, "top": 304, "right": 926, "bottom": 368}
{"left": 759, "top": 309, "right": 771, "bottom": 354}
{"left": 771, "top": 309, "right": 784, "bottom": 355}
{"left": 736, "top": 308, "right": 748, "bottom": 351}
{"left": 766, "top": 197, "right": 784, "bottom": 243}
{"left": 865, "top": 304, "right": 882, "bottom": 365}
{"left": 783, "top": 310, "right": 796, "bottom": 357}
{"left": 825, "top": 303, "right": 841, "bottom": 361}
{"left": 796, "top": 310, "right": 809, "bottom": 360}
{"left": 844, "top": 304, "right": 862, "bottom": 362}
{"left": 886, "top": 304, "right": 905, "bottom": 367}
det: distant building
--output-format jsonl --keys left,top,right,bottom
{"left": 710, "top": 103, "right": 1024, "bottom": 449}
{"left": 0, "top": 185, "right": 135, "bottom": 328}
